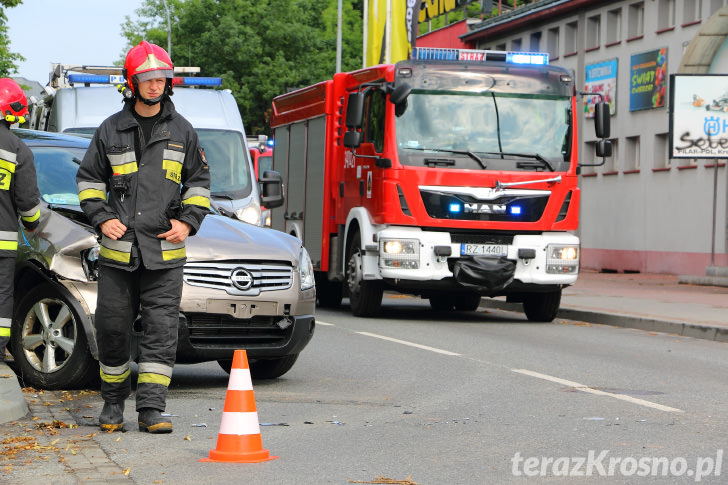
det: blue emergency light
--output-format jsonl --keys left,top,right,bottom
{"left": 67, "top": 73, "right": 223, "bottom": 87}
{"left": 449, "top": 203, "right": 462, "bottom": 213}
{"left": 412, "top": 47, "right": 548, "bottom": 66}
{"left": 510, "top": 205, "right": 523, "bottom": 216}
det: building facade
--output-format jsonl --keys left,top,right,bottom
{"left": 420, "top": 0, "right": 728, "bottom": 275}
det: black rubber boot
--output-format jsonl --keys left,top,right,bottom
{"left": 99, "top": 401, "right": 124, "bottom": 432}
{"left": 138, "top": 408, "right": 173, "bottom": 434}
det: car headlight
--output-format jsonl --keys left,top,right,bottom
{"left": 82, "top": 246, "right": 100, "bottom": 281}
{"left": 546, "top": 244, "right": 579, "bottom": 274}
{"left": 380, "top": 238, "right": 419, "bottom": 269}
{"left": 235, "top": 205, "right": 262, "bottom": 226}
{"left": 299, "top": 246, "right": 315, "bottom": 290}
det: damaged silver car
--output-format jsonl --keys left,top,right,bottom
{"left": 11, "top": 129, "right": 316, "bottom": 389}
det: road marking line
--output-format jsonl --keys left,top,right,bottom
{"left": 356, "top": 331, "right": 461, "bottom": 356}
{"left": 512, "top": 368, "right": 684, "bottom": 413}
{"left": 316, "top": 321, "right": 335, "bottom": 326}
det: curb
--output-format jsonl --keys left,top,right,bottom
{"left": 482, "top": 299, "right": 728, "bottom": 343}
{"left": 0, "top": 361, "right": 27, "bottom": 424}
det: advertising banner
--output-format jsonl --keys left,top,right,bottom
{"left": 629, "top": 48, "right": 667, "bottom": 111}
{"left": 670, "top": 74, "right": 728, "bottom": 158}
{"left": 584, "top": 59, "right": 617, "bottom": 119}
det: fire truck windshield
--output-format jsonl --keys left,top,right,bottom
{"left": 197, "top": 129, "right": 253, "bottom": 198}
{"left": 395, "top": 91, "right": 571, "bottom": 171}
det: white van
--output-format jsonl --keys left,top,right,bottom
{"left": 29, "top": 66, "right": 280, "bottom": 226}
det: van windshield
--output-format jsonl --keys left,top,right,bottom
{"left": 197, "top": 129, "right": 253, "bottom": 199}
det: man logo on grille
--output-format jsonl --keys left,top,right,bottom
{"left": 231, "top": 268, "right": 254, "bottom": 290}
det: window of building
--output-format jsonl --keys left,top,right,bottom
{"left": 364, "top": 89, "right": 386, "bottom": 153}
{"left": 653, "top": 133, "right": 670, "bottom": 169}
{"left": 587, "top": 15, "right": 601, "bottom": 49}
{"left": 511, "top": 38, "right": 522, "bottom": 51}
{"left": 581, "top": 141, "right": 597, "bottom": 176}
{"left": 565, "top": 21, "right": 578, "bottom": 54}
{"left": 496, "top": 42, "right": 507, "bottom": 51}
{"left": 625, "top": 136, "right": 640, "bottom": 172}
{"left": 628, "top": 2, "right": 644, "bottom": 39}
{"left": 657, "top": 0, "right": 675, "bottom": 31}
{"left": 606, "top": 8, "right": 622, "bottom": 44}
{"left": 683, "top": 0, "right": 701, "bottom": 24}
{"left": 547, "top": 27, "right": 559, "bottom": 59}
{"left": 530, "top": 32, "right": 541, "bottom": 51}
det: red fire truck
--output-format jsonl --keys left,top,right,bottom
{"left": 270, "top": 47, "right": 610, "bottom": 320}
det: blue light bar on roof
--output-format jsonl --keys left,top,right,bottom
{"left": 412, "top": 47, "right": 549, "bottom": 65}
{"left": 67, "top": 73, "right": 223, "bottom": 87}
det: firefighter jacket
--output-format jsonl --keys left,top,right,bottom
{"left": 76, "top": 99, "right": 210, "bottom": 270}
{"left": 0, "top": 123, "right": 41, "bottom": 258}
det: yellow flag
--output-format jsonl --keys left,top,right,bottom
{"left": 366, "top": 0, "right": 418, "bottom": 67}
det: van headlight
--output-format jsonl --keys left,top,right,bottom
{"left": 235, "top": 205, "right": 261, "bottom": 226}
{"left": 546, "top": 244, "right": 579, "bottom": 274}
{"left": 380, "top": 238, "right": 419, "bottom": 269}
{"left": 299, "top": 246, "right": 315, "bottom": 290}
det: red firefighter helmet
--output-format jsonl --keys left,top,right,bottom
{"left": 0, "top": 78, "right": 28, "bottom": 124}
{"left": 123, "top": 41, "right": 174, "bottom": 98}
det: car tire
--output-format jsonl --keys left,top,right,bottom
{"left": 217, "top": 354, "right": 299, "bottom": 379}
{"left": 345, "top": 232, "right": 382, "bottom": 317}
{"left": 11, "top": 283, "right": 99, "bottom": 390}
{"left": 523, "top": 289, "right": 562, "bottom": 322}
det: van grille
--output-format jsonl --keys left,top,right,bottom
{"left": 184, "top": 261, "right": 293, "bottom": 296}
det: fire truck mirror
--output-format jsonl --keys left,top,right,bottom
{"left": 343, "top": 130, "right": 362, "bottom": 148}
{"left": 389, "top": 83, "right": 411, "bottom": 106}
{"left": 260, "top": 170, "right": 284, "bottom": 209}
{"left": 596, "top": 139, "right": 612, "bottom": 159}
{"left": 345, "top": 92, "right": 364, "bottom": 128}
{"left": 594, "top": 102, "right": 610, "bottom": 139}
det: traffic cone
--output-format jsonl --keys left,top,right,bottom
{"left": 200, "top": 350, "right": 278, "bottom": 463}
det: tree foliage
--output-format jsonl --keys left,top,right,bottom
{"left": 0, "top": 0, "right": 25, "bottom": 77}
{"left": 122, "top": 0, "right": 363, "bottom": 135}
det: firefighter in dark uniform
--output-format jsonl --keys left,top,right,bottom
{"left": 0, "top": 78, "right": 41, "bottom": 357}
{"left": 76, "top": 41, "right": 210, "bottom": 433}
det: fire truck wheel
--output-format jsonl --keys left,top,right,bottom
{"left": 346, "top": 232, "right": 383, "bottom": 317}
{"left": 454, "top": 292, "right": 483, "bottom": 311}
{"left": 522, "top": 289, "right": 562, "bottom": 322}
{"left": 315, "top": 273, "right": 343, "bottom": 308}
{"left": 429, "top": 295, "right": 454, "bottom": 312}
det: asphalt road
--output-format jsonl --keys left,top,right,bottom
{"left": 3, "top": 295, "right": 728, "bottom": 484}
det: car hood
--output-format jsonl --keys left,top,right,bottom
{"left": 21, "top": 208, "right": 303, "bottom": 284}
{"left": 188, "top": 214, "right": 302, "bottom": 264}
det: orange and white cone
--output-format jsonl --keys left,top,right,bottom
{"left": 200, "top": 350, "right": 278, "bottom": 463}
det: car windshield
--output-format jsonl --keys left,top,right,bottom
{"left": 198, "top": 129, "right": 253, "bottom": 199}
{"left": 395, "top": 91, "right": 571, "bottom": 171}
{"left": 33, "top": 146, "right": 87, "bottom": 206}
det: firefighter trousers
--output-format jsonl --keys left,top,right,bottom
{"left": 0, "top": 257, "right": 14, "bottom": 353}
{"left": 96, "top": 262, "right": 183, "bottom": 412}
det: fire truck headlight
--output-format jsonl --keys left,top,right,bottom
{"left": 235, "top": 205, "right": 262, "bottom": 226}
{"left": 546, "top": 244, "right": 579, "bottom": 274}
{"left": 299, "top": 246, "right": 315, "bottom": 290}
{"left": 380, "top": 238, "right": 419, "bottom": 269}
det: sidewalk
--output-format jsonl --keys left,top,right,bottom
{"left": 2, "top": 270, "right": 728, "bottom": 425}
{"left": 486, "top": 269, "right": 728, "bottom": 342}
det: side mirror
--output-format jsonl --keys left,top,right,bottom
{"left": 389, "top": 83, "right": 411, "bottom": 105}
{"left": 343, "top": 130, "right": 362, "bottom": 148}
{"left": 594, "top": 102, "right": 610, "bottom": 139}
{"left": 596, "top": 139, "right": 612, "bottom": 158}
{"left": 345, "top": 92, "right": 364, "bottom": 129}
{"left": 260, "top": 170, "right": 284, "bottom": 208}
